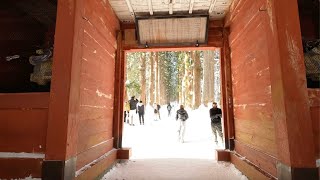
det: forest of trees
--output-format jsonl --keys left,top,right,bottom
{"left": 125, "top": 50, "right": 221, "bottom": 109}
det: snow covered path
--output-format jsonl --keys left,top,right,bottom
{"left": 102, "top": 159, "right": 247, "bottom": 180}
{"left": 101, "top": 106, "right": 247, "bottom": 180}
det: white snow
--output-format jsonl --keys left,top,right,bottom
{"left": 0, "top": 152, "right": 44, "bottom": 159}
{"left": 101, "top": 105, "right": 247, "bottom": 180}
{"left": 102, "top": 159, "right": 247, "bottom": 180}
{"left": 3, "top": 175, "right": 41, "bottom": 180}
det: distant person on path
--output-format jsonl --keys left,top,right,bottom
{"left": 176, "top": 105, "right": 189, "bottom": 143}
{"left": 167, "top": 103, "right": 172, "bottom": 117}
{"left": 157, "top": 104, "right": 161, "bottom": 120}
{"left": 137, "top": 100, "right": 145, "bottom": 125}
{"left": 210, "top": 102, "right": 223, "bottom": 145}
{"left": 153, "top": 103, "right": 160, "bottom": 121}
{"left": 124, "top": 101, "right": 130, "bottom": 123}
{"left": 129, "top": 96, "right": 138, "bottom": 126}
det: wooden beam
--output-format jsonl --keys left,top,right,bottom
{"left": 169, "top": 0, "right": 173, "bottom": 15}
{"left": 147, "top": 0, "right": 153, "bottom": 15}
{"left": 113, "top": 31, "right": 123, "bottom": 149}
{"left": 124, "top": 0, "right": 135, "bottom": 18}
{"left": 209, "top": 0, "right": 218, "bottom": 13}
{"left": 189, "top": 0, "right": 195, "bottom": 14}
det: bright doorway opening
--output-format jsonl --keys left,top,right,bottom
{"left": 122, "top": 49, "right": 224, "bottom": 160}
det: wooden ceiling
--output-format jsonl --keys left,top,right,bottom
{"left": 108, "top": 0, "right": 233, "bottom": 23}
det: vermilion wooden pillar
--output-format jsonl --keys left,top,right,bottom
{"left": 43, "top": 0, "right": 84, "bottom": 179}
{"left": 113, "top": 30, "right": 126, "bottom": 149}
{"left": 220, "top": 28, "right": 235, "bottom": 150}
{"left": 266, "top": 0, "right": 318, "bottom": 179}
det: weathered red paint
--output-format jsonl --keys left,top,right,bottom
{"left": 228, "top": 0, "right": 277, "bottom": 159}
{"left": 267, "top": 0, "right": 316, "bottom": 167}
{"left": 45, "top": 0, "right": 120, "bottom": 178}
{"left": 75, "top": 0, "right": 119, "bottom": 173}
{"left": 113, "top": 31, "right": 124, "bottom": 148}
{"left": 45, "top": 0, "right": 81, "bottom": 161}
{"left": 234, "top": 140, "right": 277, "bottom": 178}
{"left": 226, "top": 0, "right": 318, "bottom": 178}
{"left": 0, "top": 93, "right": 49, "bottom": 178}
{"left": 0, "top": 158, "right": 42, "bottom": 179}
{"left": 75, "top": 149, "right": 117, "bottom": 180}
{"left": 221, "top": 28, "right": 235, "bottom": 150}
{"left": 308, "top": 89, "right": 320, "bottom": 159}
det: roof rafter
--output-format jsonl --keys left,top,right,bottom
{"left": 209, "top": 0, "right": 218, "bottom": 13}
{"left": 124, "top": 0, "right": 135, "bottom": 18}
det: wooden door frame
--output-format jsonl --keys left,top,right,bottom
{"left": 113, "top": 42, "right": 235, "bottom": 150}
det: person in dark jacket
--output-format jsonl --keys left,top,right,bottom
{"left": 153, "top": 103, "right": 159, "bottom": 121}
{"left": 210, "top": 102, "right": 223, "bottom": 145}
{"left": 128, "top": 96, "right": 137, "bottom": 126}
{"left": 167, "top": 103, "right": 172, "bottom": 117}
{"left": 157, "top": 104, "right": 161, "bottom": 120}
{"left": 137, "top": 100, "right": 145, "bottom": 125}
{"left": 176, "top": 105, "right": 189, "bottom": 143}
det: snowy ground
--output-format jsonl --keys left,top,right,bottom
{"left": 101, "top": 105, "right": 247, "bottom": 180}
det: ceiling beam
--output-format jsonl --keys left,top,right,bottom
{"left": 189, "top": 0, "right": 195, "bottom": 14}
{"left": 147, "top": 0, "right": 153, "bottom": 15}
{"left": 209, "top": 0, "right": 218, "bottom": 13}
{"left": 124, "top": 0, "right": 135, "bottom": 18}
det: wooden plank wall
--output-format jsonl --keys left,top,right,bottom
{"left": 75, "top": 0, "right": 120, "bottom": 178}
{"left": 227, "top": 0, "right": 278, "bottom": 178}
{"left": 0, "top": 93, "right": 50, "bottom": 178}
{"left": 308, "top": 89, "right": 320, "bottom": 159}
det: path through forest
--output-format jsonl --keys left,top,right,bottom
{"left": 101, "top": 106, "right": 247, "bottom": 180}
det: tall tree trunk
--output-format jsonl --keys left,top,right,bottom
{"left": 154, "top": 52, "right": 159, "bottom": 104}
{"left": 178, "top": 52, "right": 185, "bottom": 104}
{"left": 159, "top": 59, "right": 166, "bottom": 104}
{"left": 186, "top": 51, "right": 193, "bottom": 108}
{"left": 213, "top": 51, "right": 220, "bottom": 104}
{"left": 140, "top": 53, "right": 146, "bottom": 103}
{"left": 150, "top": 52, "right": 155, "bottom": 105}
{"left": 193, "top": 51, "right": 201, "bottom": 109}
{"left": 202, "top": 50, "right": 215, "bottom": 106}
{"left": 182, "top": 52, "right": 189, "bottom": 105}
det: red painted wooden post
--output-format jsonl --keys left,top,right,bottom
{"left": 43, "top": 0, "right": 84, "bottom": 178}
{"left": 220, "top": 46, "right": 229, "bottom": 149}
{"left": 113, "top": 31, "right": 123, "bottom": 149}
{"left": 221, "top": 29, "right": 235, "bottom": 150}
{"left": 266, "top": 0, "right": 318, "bottom": 179}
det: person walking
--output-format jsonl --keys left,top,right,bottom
{"left": 167, "top": 103, "right": 172, "bottom": 117}
{"left": 129, "top": 96, "right": 138, "bottom": 126}
{"left": 210, "top": 102, "right": 223, "bottom": 145}
{"left": 153, "top": 103, "right": 159, "bottom": 121}
{"left": 157, "top": 104, "right": 161, "bottom": 120}
{"left": 124, "top": 101, "right": 130, "bottom": 123}
{"left": 176, "top": 105, "right": 189, "bottom": 143}
{"left": 137, "top": 100, "right": 145, "bottom": 125}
